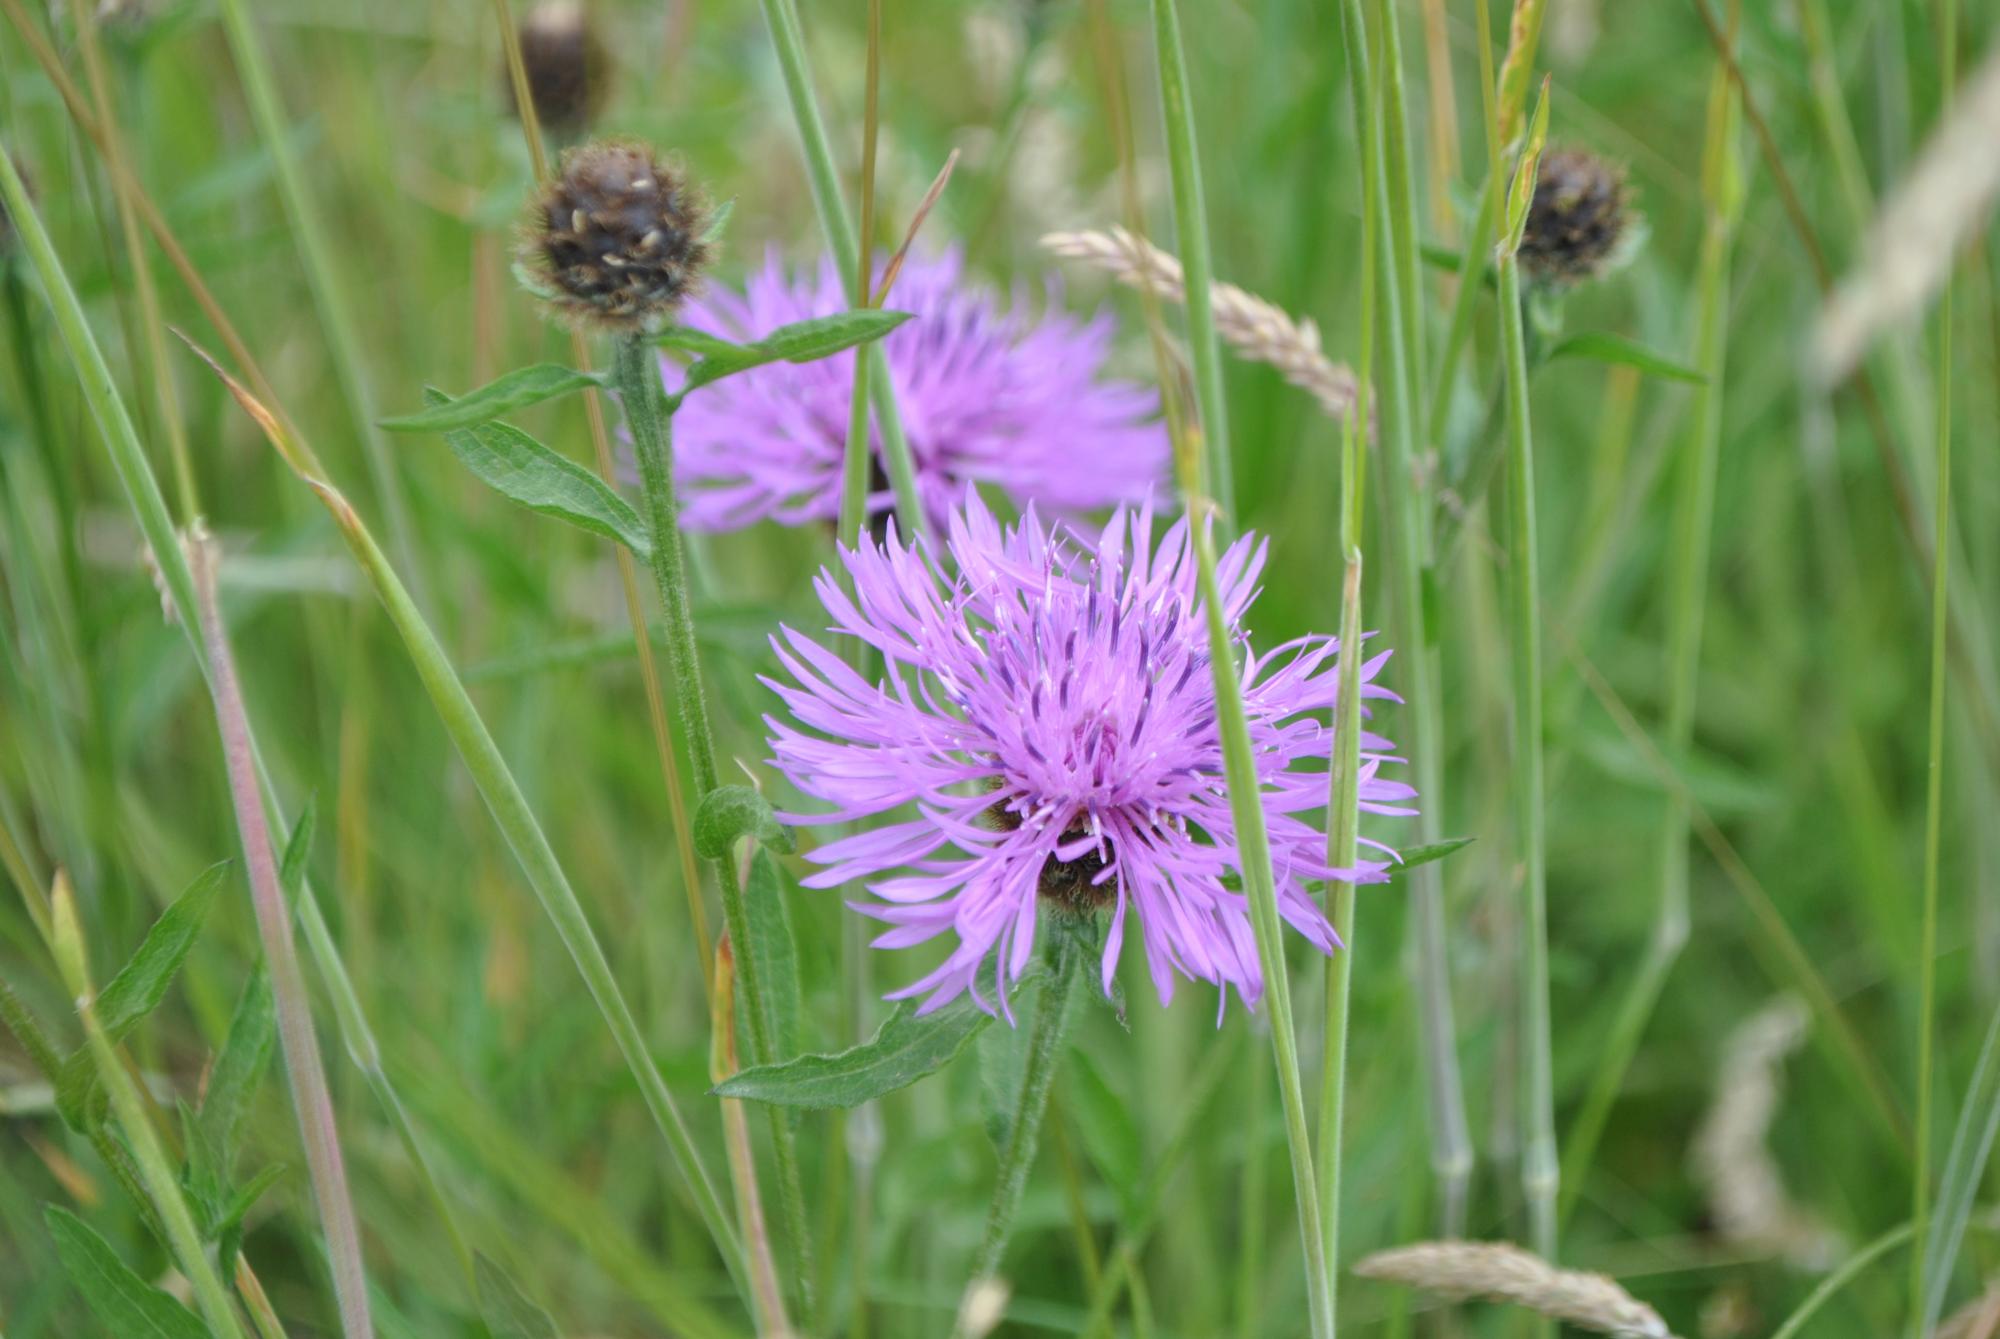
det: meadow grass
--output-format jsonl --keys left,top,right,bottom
{"left": 0, "top": 2, "right": 1995, "bottom": 1337}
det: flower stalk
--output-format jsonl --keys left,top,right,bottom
{"left": 192, "top": 534, "right": 374, "bottom": 1339}
{"left": 966, "top": 929, "right": 1084, "bottom": 1290}
{"left": 1499, "top": 80, "right": 1558, "bottom": 1280}
{"left": 49, "top": 877, "right": 249, "bottom": 1339}
{"left": 614, "top": 332, "right": 813, "bottom": 1307}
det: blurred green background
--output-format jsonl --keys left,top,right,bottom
{"left": 1, "top": 0, "right": 1994, "bottom": 1335}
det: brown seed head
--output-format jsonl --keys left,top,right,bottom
{"left": 505, "top": 0, "right": 610, "bottom": 138}
{"left": 1518, "top": 146, "right": 1634, "bottom": 289}
{"left": 523, "top": 140, "right": 708, "bottom": 334}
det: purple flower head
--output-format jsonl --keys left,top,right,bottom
{"left": 666, "top": 247, "right": 1168, "bottom": 532}
{"left": 763, "top": 494, "right": 1416, "bottom": 1017}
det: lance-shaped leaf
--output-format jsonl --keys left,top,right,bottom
{"left": 56, "top": 863, "right": 228, "bottom": 1129}
{"left": 714, "top": 993, "right": 999, "bottom": 1108}
{"left": 380, "top": 364, "right": 606, "bottom": 431}
{"left": 45, "top": 1207, "right": 210, "bottom": 1339}
{"left": 673, "top": 309, "right": 912, "bottom": 395}
{"left": 424, "top": 389, "right": 651, "bottom": 556}
{"left": 743, "top": 850, "right": 803, "bottom": 1063}
{"left": 1545, "top": 332, "right": 1706, "bottom": 385}
{"left": 1388, "top": 837, "right": 1476, "bottom": 878}
{"left": 477, "top": 1253, "right": 563, "bottom": 1339}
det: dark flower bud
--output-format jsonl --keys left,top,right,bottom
{"left": 522, "top": 140, "right": 709, "bottom": 334}
{"left": 504, "top": 1, "right": 609, "bottom": 138}
{"left": 1518, "top": 146, "right": 1635, "bottom": 290}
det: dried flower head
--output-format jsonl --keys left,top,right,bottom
{"left": 1518, "top": 146, "right": 1634, "bottom": 289}
{"left": 764, "top": 494, "right": 1414, "bottom": 1016}
{"left": 505, "top": 1, "right": 610, "bottom": 137}
{"left": 523, "top": 140, "right": 708, "bottom": 333}
{"left": 666, "top": 248, "right": 1167, "bottom": 532}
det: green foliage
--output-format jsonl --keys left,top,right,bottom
{"left": 44, "top": 1208, "right": 209, "bottom": 1339}
{"left": 55, "top": 863, "right": 227, "bottom": 1131}
{"left": 424, "top": 388, "right": 651, "bottom": 555}
{"left": 744, "top": 848, "right": 803, "bottom": 1062}
{"left": 692, "top": 784, "right": 796, "bottom": 859}
{"left": 1544, "top": 331, "right": 1705, "bottom": 384}
{"left": 715, "top": 991, "right": 1002, "bottom": 1109}
{"left": 662, "top": 309, "right": 912, "bottom": 396}
{"left": 476, "top": 1253, "right": 563, "bottom": 1339}
{"left": 379, "top": 365, "right": 606, "bottom": 431}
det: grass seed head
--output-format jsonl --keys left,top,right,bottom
{"left": 1518, "top": 146, "right": 1635, "bottom": 289}
{"left": 523, "top": 139, "right": 708, "bottom": 335}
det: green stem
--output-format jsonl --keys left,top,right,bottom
{"left": 754, "top": 0, "right": 930, "bottom": 545}
{"left": 192, "top": 542, "right": 374, "bottom": 1339}
{"left": 212, "top": 0, "right": 428, "bottom": 606}
{"left": 49, "top": 886, "right": 248, "bottom": 1339}
{"left": 966, "top": 932, "right": 1082, "bottom": 1287}
{"left": 1912, "top": 2, "right": 1957, "bottom": 1326}
{"left": 1560, "top": 55, "right": 1736, "bottom": 1221}
{"left": 1317, "top": 2, "right": 1377, "bottom": 1303}
{"left": 0, "top": 134, "right": 481, "bottom": 1295}
{"left": 1500, "top": 224, "right": 1556, "bottom": 1273}
{"left": 1339, "top": 0, "right": 1471, "bottom": 1235}
{"left": 1772, "top": 1224, "right": 1917, "bottom": 1339}
{"left": 616, "top": 335, "right": 811, "bottom": 1310}
{"left": 1149, "top": 0, "right": 1235, "bottom": 522}
{"left": 315, "top": 473, "right": 750, "bottom": 1295}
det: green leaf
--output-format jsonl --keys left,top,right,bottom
{"left": 425, "top": 389, "right": 651, "bottom": 556}
{"left": 696, "top": 196, "right": 735, "bottom": 248}
{"left": 476, "top": 1252, "right": 562, "bottom": 1339}
{"left": 278, "top": 795, "right": 315, "bottom": 908}
{"left": 654, "top": 326, "right": 747, "bottom": 361}
{"left": 714, "top": 993, "right": 996, "bottom": 1109}
{"left": 744, "top": 849, "right": 802, "bottom": 1062}
{"left": 58, "top": 863, "right": 228, "bottom": 1129}
{"left": 676, "top": 309, "right": 912, "bottom": 394}
{"left": 45, "top": 1206, "right": 210, "bottom": 1339}
{"left": 692, "top": 785, "right": 795, "bottom": 859}
{"left": 1389, "top": 837, "right": 1475, "bottom": 878}
{"left": 380, "top": 364, "right": 605, "bottom": 431}
{"left": 199, "top": 967, "right": 274, "bottom": 1176}
{"left": 1065, "top": 1047, "right": 1143, "bottom": 1217}
{"left": 1545, "top": 331, "right": 1706, "bottom": 385}
{"left": 214, "top": 1163, "right": 286, "bottom": 1240}
{"left": 97, "top": 862, "right": 228, "bottom": 1041}
{"left": 977, "top": 998, "right": 1031, "bottom": 1150}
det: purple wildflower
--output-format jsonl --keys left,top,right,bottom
{"left": 666, "top": 247, "right": 1167, "bottom": 532}
{"left": 762, "top": 495, "right": 1416, "bottom": 1016}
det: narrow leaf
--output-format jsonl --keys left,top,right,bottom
{"left": 1546, "top": 332, "right": 1706, "bottom": 385}
{"left": 1389, "top": 837, "right": 1476, "bottom": 877}
{"left": 45, "top": 1207, "right": 210, "bottom": 1339}
{"left": 58, "top": 862, "right": 231, "bottom": 1126}
{"left": 380, "top": 365, "right": 604, "bottom": 431}
{"left": 693, "top": 785, "right": 795, "bottom": 859}
{"left": 744, "top": 850, "right": 802, "bottom": 1061}
{"left": 756, "top": 309, "right": 911, "bottom": 363}
{"left": 427, "top": 389, "right": 651, "bottom": 556}
{"left": 278, "top": 796, "right": 315, "bottom": 907}
{"left": 95, "top": 862, "right": 228, "bottom": 1041}
{"left": 678, "top": 309, "right": 912, "bottom": 394}
{"left": 199, "top": 967, "right": 275, "bottom": 1175}
{"left": 714, "top": 995, "right": 994, "bottom": 1108}
{"left": 476, "top": 1253, "right": 562, "bottom": 1339}
{"left": 654, "top": 326, "right": 747, "bottom": 361}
